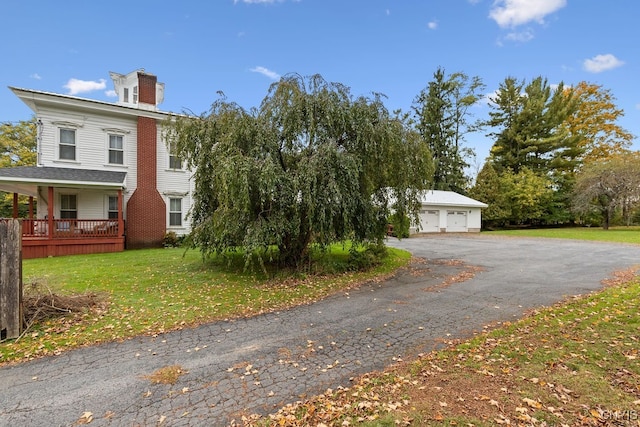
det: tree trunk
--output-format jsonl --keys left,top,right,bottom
{"left": 278, "top": 229, "right": 312, "bottom": 269}
{"left": 602, "top": 208, "right": 610, "bottom": 230}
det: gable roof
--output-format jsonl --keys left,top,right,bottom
{"left": 0, "top": 166, "right": 127, "bottom": 197}
{"left": 9, "top": 87, "right": 173, "bottom": 121}
{"left": 420, "top": 190, "right": 488, "bottom": 208}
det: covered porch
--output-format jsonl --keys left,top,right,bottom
{"left": 0, "top": 166, "right": 127, "bottom": 259}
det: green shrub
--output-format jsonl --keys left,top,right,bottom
{"left": 347, "top": 243, "right": 388, "bottom": 271}
{"left": 163, "top": 231, "right": 184, "bottom": 248}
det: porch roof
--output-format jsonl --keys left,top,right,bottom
{"left": 0, "top": 166, "right": 127, "bottom": 197}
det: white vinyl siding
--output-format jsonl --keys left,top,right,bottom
{"left": 34, "top": 105, "right": 193, "bottom": 232}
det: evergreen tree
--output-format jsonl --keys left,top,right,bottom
{"left": 483, "top": 77, "right": 581, "bottom": 225}
{"left": 486, "top": 76, "right": 581, "bottom": 175}
{"left": 412, "top": 67, "right": 484, "bottom": 194}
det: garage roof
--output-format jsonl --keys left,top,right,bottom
{"left": 420, "top": 190, "right": 488, "bottom": 208}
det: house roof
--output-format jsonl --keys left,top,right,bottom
{"left": 9, "top": 87, "right": 176, "bottom": 120}
{"left": 420, "top": 190, "right": 488, "bottom": 208}
{"left": 0, "top": 166, "right": 127, "bottom": 197}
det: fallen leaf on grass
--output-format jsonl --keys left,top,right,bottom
{"left": 523, "top": 397, "right": 542, "bottom": 409}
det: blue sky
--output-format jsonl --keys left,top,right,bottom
{"left": 2, "top": 0, "right": 638, "bottom": 170}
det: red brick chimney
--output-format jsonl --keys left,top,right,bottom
{"left": 125, "top": 72, "right": 166, "bottom": 248}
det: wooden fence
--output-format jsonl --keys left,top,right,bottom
{"left": 0, "top": 219, "right": 22, "bottom": 340}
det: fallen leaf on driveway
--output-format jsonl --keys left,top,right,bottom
{"left": 75, "top": 412, "right": 93, "bottom": 424}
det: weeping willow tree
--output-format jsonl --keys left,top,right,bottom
{"left": 164, "top": 74, "right": 433, "bottom": 267}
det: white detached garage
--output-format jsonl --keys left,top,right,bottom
{"left": 413, "top": 190, "right": 488, "bottom": 234}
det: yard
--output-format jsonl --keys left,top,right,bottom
{"left": 485, "top": 225, "right": 640, "bottom": 244}
{"left": 2, "top": 229, "right": 639, "bottom": 426}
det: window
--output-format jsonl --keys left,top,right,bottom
{"left": 107, "top": 196, "right": 118, "bottom": 219}
{"left": 169, "top": 154, "right": 182, "bottom": 169}
{"left": 59, "top": 128, "right": 76, "bottom": 160}
{"left": 108, "top": 134, "right": 124, "bottom": 164}
{"left": 123, "top": 88, "right": 129, "bottom": 103}
{"left": 169, "top": 198, "right": 182, "bottom": 226}
{"left": 133, "top": 86, "right": 138, "bottom": 104}
{"left": 168, "top": 142, "right": 182, "bottom": 169}
{"left": 60, "top": 194, "right": 77, "bottom": 219}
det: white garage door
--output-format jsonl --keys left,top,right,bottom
{"left": 419, "top": 209, "right": 440, "bottom": 232}
{"left": 447, "top": 210, "right": 467, "bottom": 232}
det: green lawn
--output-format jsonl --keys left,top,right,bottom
{"left": 485, "top": 226, "right": 640, "bottom": 245}
{"left": 1, "top": 244, "right": 411, "bottom": 365}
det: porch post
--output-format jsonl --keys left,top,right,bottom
{"left": 12, "top": 193, "right": 18, "bottom": 218}
{"left": 117, "top": 189, "right": 124, "bottom": 237}
{"left": 28, "top": 196, "right": 34, "bottom": 234}
{"left": 47, "top": 186, "right": 54, "bottom": 238}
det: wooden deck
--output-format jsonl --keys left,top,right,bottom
{"left": 20, "top": 219, "right": 125, "bottom": 259}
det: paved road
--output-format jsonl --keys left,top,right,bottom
{"left": 1, "top": 235, "right": 639, "bottom": 426}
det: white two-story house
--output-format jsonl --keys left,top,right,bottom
{"left": 0, "top": 69, "right": 192, "bottom": 258}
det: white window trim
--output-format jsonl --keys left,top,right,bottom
{"left": 101, "top": 128, "right": 130, "bottom": 167}
{"left": 168, "top": 197, "right": 183, "bottom": 228}
{"left": 106, "top": 195, "right": 119, "bottom": 220}
{"left": 56, "top": 127, "right": 78, "bottom": 163}
{"left": 52, "top": 121, "right": 83, "bottom": 163}
{"left": 107, "top": 133, "right": 125, "bottom": 166}
{"left": 167, "top": 141, "right": 183, "bottom": 171}
{"left": 59, "top": 193, "right": 78, "bottom": 219}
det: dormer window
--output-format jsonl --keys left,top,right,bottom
{"left": 133, "top": 86, "right": 138, "bottom": 104}
{"left": 123, "top": 88, "right": 129, "bottom": 103}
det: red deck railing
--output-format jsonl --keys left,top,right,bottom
{"left": 21, "top": 219, "right": 121, "bottom": 239}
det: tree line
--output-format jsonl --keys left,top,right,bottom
{"left": 2, "top": 69, "right": 638, "bottom": 266}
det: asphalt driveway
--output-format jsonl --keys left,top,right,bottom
{"left": 1, "top": 234, "right": 639, "bottom": 426}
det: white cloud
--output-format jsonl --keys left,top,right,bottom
{"left": 105, "top": 90, "right": 117, "bottom": 98}
{"left": 63, "top": 78, "right": 107, "bottom": 95}
{"left": 489, "top": 0, "right": 567, "bottom": 28}
{"left": 503, "top": 29, "right": 534, "bottom": 42}
{"left": 30, "top": 73, "right": 42, "bottom": 80}
{"left": 250, "top": 66, "right": 280, "bottom": 80}
{"left": 583, "top": 54, "right": 624, "bottom": 73}
{"left": 484, "top": 90, "right": 500, "bottom": 106}
{"left": 428, "top": 20, "right": 438, "bottom": 30}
